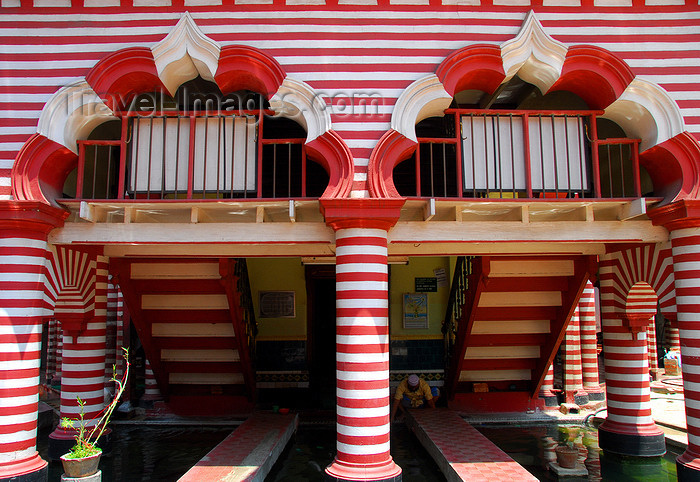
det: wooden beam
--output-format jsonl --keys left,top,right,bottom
{"left": 618, "top": 197, "right": 647, "bottom": 221}
{"left": 424, "top": 198, "right": 436, "bottom": 221}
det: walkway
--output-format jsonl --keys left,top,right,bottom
{"left": 178, "top": 411, "right": 298, "bottom": 482}
{"left": 405, "top": 408, "right": 538, "bottom": 481}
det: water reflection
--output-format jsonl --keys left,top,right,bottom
{"left": 475, "top": 424, "right": 678, "bottom": 481}
{"left": 38, "top": 424, "right": 232, "bottom": 482}
{"left": 37, "top": 422, "right": 678, "bottom": 481}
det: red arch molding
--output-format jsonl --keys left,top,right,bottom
{"left": 13, "top": 44, "right": 354, "bottom": 203}
{"left": 548, "top": 46, "right": 635, "bottom": 111}
{"left": 367, "top": 129, "right": 417, "bottom": 199}
{"left": 436, "top": 44, "right": 505, "bottom": 97}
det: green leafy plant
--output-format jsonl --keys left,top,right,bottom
{"left": 60, "top": 347, "right": 130, "bottom": 459}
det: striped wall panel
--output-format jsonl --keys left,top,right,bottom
{"left": 0, "top": 6, "right": 699, "bottom": 199}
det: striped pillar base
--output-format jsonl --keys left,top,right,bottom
{"left": 141, "top": 360, "right": 163, "bottom": 403}
{"left": 324, "top": 226, "right": 401, "bottom": 482}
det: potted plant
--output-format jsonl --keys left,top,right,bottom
{"left": 59, "top": 347, "right": 130, "bottom": 479}
{"left": 555, "top": 426, "right": 580, "bottom": 469}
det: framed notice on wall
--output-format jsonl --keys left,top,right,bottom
{"left": 403, "top": 293, "right": 428, "bottom": 329}
{"left": 259, "top": 291, "right": 296, "bottom": 318}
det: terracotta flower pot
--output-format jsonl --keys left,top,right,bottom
{"left": 555, "top": 445, "right": 578, "bottom": 469}
{"left": 60, "top": 450, "right": 102, "bottom": 478}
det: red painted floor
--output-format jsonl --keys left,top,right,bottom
{"left": 406, "top": 408, "right": 538, "bottom": 481}
{"left": 178, "top": 412, "right": 298, "bottom": 482}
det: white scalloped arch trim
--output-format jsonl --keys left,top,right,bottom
{"left": 270, "top": 77, "right": 332, "bottom": 143}
{"left": 151, "top": 11, "right": 221, "bottom": 96}
{"left": 603, "top": 77, "right": 686, "bottom": 152}
{"left": 391, "top": 74, "right": 452, "bottom": 143}
{"left": 37, "top": 80, "right": 117, "bottom": 154}
{"left": 500, "top": 11, "right": 568, "bottom": 95}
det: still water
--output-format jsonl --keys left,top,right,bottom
{"left": 38, "top": 422, "right": 679, "bottom": 481}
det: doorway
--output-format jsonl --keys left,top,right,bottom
{"left": 306, "top": 265, "right": 336, "bottom": 410}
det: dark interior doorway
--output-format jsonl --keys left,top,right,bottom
{"left": 306, "top": 265, "right": 336, "bottom": 410}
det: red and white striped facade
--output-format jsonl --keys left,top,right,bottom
{"left": 1, "top": 1, "right": 700, "bottom": 481}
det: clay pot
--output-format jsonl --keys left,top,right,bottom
{"left": 555, "top": 445, "right": 578, "bottom": 469}
{"left": 60, "top": 451, "right": 102, "bottom": 478}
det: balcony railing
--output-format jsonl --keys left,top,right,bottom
{"left": 72, "top": 110, "right": 310, "bottom": 201}
{"left": 408, "top": 109, "right": 643, "bottom": 200}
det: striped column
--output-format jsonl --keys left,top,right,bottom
{"left": 664, "top": 316, "right": 681, "bottom": 353}
{"left": 0, "top": 202, "right": 66, "bottom": 481}
{"left": 48, "top": 255, "right": 108, "bottom": 460}
{"left": 670, "top": 227, "right": 700, "bottom": 479}
{"left": 45, "top": 318, "right": 57, "bottom": 385}
{"left": 648, "top": 320, "right": 660, "bottom": 374}
{"left": 55, "top": 326, "right": 63, "bottom": 385}
{"left": 141, "top": 359, "right": 162, "bottom": 404}
{"left": 325, "top": 226, "right": 401, "bottom": 482}
{"left": 598, "top": 253, "right": 664, "bottom": 457}
{"left": 579, "top": 282, "right": 604, "bottom": 400}
{"left": 105, "top": 280, "right": 118, "bottom": 393}
{"left": 539, "top": 364, "right": 558, "bottom": 407}
{"left": 563, "top": 307, "right": 588, "bottom": 405}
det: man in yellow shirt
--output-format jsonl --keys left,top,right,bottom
{"left": 390, "top": 374, "right": 439, "bottom": 422}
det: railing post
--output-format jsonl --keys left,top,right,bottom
{"left": 187, "top": 114, "right": 196, "bottom": 199}
{"left": 522, "top": 113, "right": 532, "bottom": 198}
{"left": 117, "top": 115, "right": 129, "bottom": 199}
{"left": 632, "top": 140, "right": 642, "bottom": 197}
{"left": 589, "top": 114, "right": 602, "bottom": 198}
{"left": 454, "top": 113, "right": 463, "bottom": 197}
{"left": 76, "top": 141, "right": 86, "bottom": 200}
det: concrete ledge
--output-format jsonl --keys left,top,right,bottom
{"left": 179, "top": 411, "right": 298, "bottom": 482}
{"left": 404, "top": 408, "right": 537, "bottom": 481}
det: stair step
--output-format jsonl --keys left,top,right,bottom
{"left": 130, "top": 278, "right": 225, "bottom": 294}
{"left": 169, "top": 372, "right": 244, "bottom": 385}
{"left": 161, "top": 348, "right": 240, "bottom": 362}
{"left": 142, "top": 310, "right": 232, "bottom": 323}
{"left": 162, "top": 361, "right": 243, "bottom": 373}
{"left": 153, "top": 338, "right": 236, "bottom": 350}
{"left": 152, "top": 322, "right": 235, "bottom": 338}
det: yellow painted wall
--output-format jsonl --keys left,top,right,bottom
{"left": 247, "top": 258, "right": 307, "bottom": 339}
{"left": 390, "top": 257, "right": 451, "bottom": 338}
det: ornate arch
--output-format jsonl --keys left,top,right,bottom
{"left": 13, "top": 12, "right": 352, "bottom": 204}
{"left": 369, "top": 10, "right": 697, "bottom": 203}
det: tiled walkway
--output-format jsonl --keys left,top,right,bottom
{"left": 405, "top": 408, "right": 538, "bottom": 481}
{"left": 178, "top": 412, "right": 298, "bottom": 482}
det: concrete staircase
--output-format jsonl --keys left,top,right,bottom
{"left": 446, "top": 255, "right": 595, "bottom": 411}
{"left": 111, "top": 258, "right": 255, "bottom": 416}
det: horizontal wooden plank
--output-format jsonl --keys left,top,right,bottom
{"left": 488, "top": 259, "right": 575, "bottom": 277}
{"left": 479, "top": 291, "right": 561, "bottom": 307}
{"left": 152, "top": 323, "right": 235, "bottom": 338}
{"left": 142, "top": 294, "right": 229, "bottom": 310}
{"left": 161, "top": 349, "right": 239, "bottom": 362}
{"left": 471, "top": 319, "right": 550, "bottom": 335}
{"left": 131, "top": 262, "right": 221, "bottom": 280}
{"left": 465, "top": 345, "right": 540, "bottom": 359}
{"left": 459, "top": 369, "right": 532, "bottom": 382}
{"left": 169, "top": 372, "right": 244, "bottom": 385}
